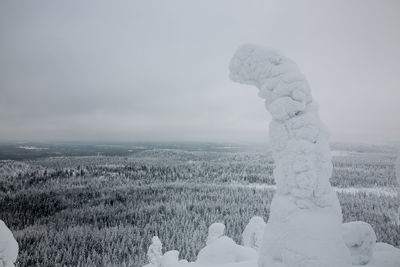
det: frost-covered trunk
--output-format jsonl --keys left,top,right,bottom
{"left": 229, "top": 44, "right": 352, "bottom": 267}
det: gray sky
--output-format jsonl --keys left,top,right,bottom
{"left": 0, "top": 0, "right": 399, "bottom": 143}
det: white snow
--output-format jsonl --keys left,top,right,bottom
{"left": 331, "top": 150, "right": 351, "bottom": 157}
{"left": 146, "top": 236, "right": 163, "bottom": 267}
{"left": 142, "top": 44, "right": 400, "bottom": 267}
{"left": 0, "top": 220, "right": 18, "bottom": 267}
{"left": 242, "top": 216, "right": 265, "bottom": 251}
{"left": 368, "top": 243, "right": 400, "bottom": 267}
{"left": 206, "top": 223, "right": 225, "bottom": 245}
{"left": 230, "top": 43, "right": 351, "bottom": 267}
{"left": 143, "top": 233, "right": 400, "bottom": 267}
{"left": 342, "top": 221, "right": 376, "bottom": 265}
{"left": 161, "top": 251, "right": 183, "bottom": 267}
{"left": 17, "top": 146, "right": 47, "bottom": 150}
{"left": 334, "top": 187, "right": 398, "bottom": 197}
{"left": 197, "top": 236, "right": 257, "bottom": 265}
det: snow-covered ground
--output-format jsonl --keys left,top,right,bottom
{"left": 144, "top": 219, "right": 400, "bottom": 267}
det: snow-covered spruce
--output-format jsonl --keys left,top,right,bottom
{"left": 146, "top": 236, "right": 163, "bottom": 267}
{"left": 242, "top": 216, "right": 266, "bottom": 251}
{"left": 0, "top": 220, "right": 18, "bottom": 267}
{"left": 206, "top": 223, "right": 225, "bottom": 245}
{"left": 230, "top": 43, "right": 351, "bottom": 267}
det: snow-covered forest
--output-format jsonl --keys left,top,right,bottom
{"left": 1, "top": 1, "right": 400, "bottom": 267}
{"left": 0, "top": 142, "right": 399, "bottom": 266}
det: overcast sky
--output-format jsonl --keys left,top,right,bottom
{"left": 0, "top": 0, "right": 399, "bottom": 143}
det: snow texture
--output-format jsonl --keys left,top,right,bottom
{"left": 0, "top": 220, "right": 18, "bottom": 267}
{"left": 206, "top": 223, "right": 225, "bottom": 245}
{"left": 147, "top": 236, "right": 163, "bottom": 267}
{"left": 229, "top": 44, "right": 351, "bottom": 267}
{"left": 342, "top": 221, "right": 376, "bottom": 265}
{"left": 369, "top": 243, "right": 400, "bottom": 267}
{"left": 197, "top": 236, "right": 257, "bottom": 265}
{"left": 242, "top": 216, "right": 266, "bottom": 251}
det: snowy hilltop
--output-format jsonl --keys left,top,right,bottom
{"left": 142, "top": 44, "right": 400, "bottom": 267}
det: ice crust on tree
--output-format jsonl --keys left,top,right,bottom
{"left": 342, "top": 221, "right": 376, "bottom": 265}
{"left": 206, "top": 223, "right": 225, "bottom": 245}
{"left": 0, "top": 220, "right": 18, "bottom": 267}
{"left": 242, "top": 216, "right": 266, "bottom": 251}
{"left": 229, "top": 43, "right": 351, "bottom": 267}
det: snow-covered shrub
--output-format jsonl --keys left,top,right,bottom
{"left": 242, "top": 216, "right": 265, "bottom": 250}
{"left": 206, "top": 223, "right": 225, "bottom": 245}
{"left": 342, "top": 221, "right": 376, "bottom": 265}
{"left": 147, "top": 236, "right": 163, "bottom": 267}
{"left": 0, "top": 220, "right": 18, "bottom": 267}
{"left": 197, "top": 236, "right": 257, "bottom": 265}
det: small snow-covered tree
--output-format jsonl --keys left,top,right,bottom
{"left": 147, "top": 236, "right": 162, "bottom": 267}
{"left": 342, "top": 221, "right": 376, "bottom": 265}
{"left": 242, "top": 216, "right": 266, "bottom": 250}
{"left": 206, "top": 223, "right": 225, "bottom": 245}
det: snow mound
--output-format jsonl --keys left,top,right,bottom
{"left": 197, "top": 236, "right": 257, "bottom": 265}
{"left": 161, "top": 250, "right": 189, "bottom": 267}
{"left": 0, "top": 220, "right": 18, "bottom": 267}
{"left": 242, "top": 216, "right": 266, "bottom": 250}
{"left": 368, "top": 243, "right": 400, "bottom": 267}
{"left": 342, "top": 221, "right": 376, "bottom": 265}
{"left": 143, "top": 231, "right": 400, "bottom": 267}
{"left": 206, "top": 223, "right": 225, "bottom": 245}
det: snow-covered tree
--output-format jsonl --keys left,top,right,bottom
{"left": 147, "top": 236, "right": 163, "bottom": 267}
{"left": 242, "top": 216, "right": 265, "bottom": 250}
{"left": 230, "top": 44, "right": 352, "bottom": 267}
{"left": 206, "top": 223, "right": 225, "bottom": 245}
{"left": 342, "top": 221, "right": 376, "bottom": 265}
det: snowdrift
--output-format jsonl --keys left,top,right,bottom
{"left": 143, "top": 218, "right": 400, "bottom": 267}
